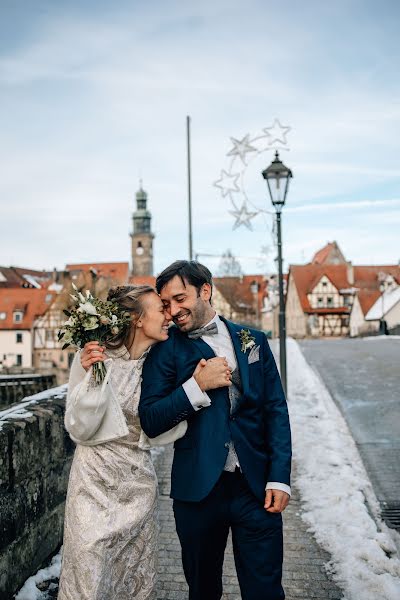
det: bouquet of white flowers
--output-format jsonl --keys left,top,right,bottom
{"left": 58, "top": 284, "right": 132, "bottom": 384}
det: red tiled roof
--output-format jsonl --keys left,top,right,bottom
{"left": 214, "top": 275, "right": 267, "bottom": 312}
{"left": 290, "top": 262, "right": 400, "bottom": 316}
{"left": 0, "top": 266, "right": 53, "bottom": 288}
{"left": 0, "top": 288, "right": 55, "bottom": 330}
{"left": 66, "top": 262, "right": 129, "bottom": 284}
{"left": 128, "top": 275, "right": 156, "bottom": 288}
{"left": 353, "top": 266, "right": 400, "bottom": 289}
{"left": 289, "top": 264, "right": 350, "bottom": 312}
{"left": 312, "top": 243, "right": 337, "bottom": 265}
{"left": 357, "top": 289, "right": 381, "bottom": 315}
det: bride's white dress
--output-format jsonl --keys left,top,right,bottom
{"left": 58, "top": 346, "right": 158, "bottom": 600}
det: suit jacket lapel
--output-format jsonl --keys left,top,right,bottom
{"left": 189, "top": 337, "right": 217, "bottom": 361}
{"left": 219, "top": 316, "right": 250, "bottom": 398}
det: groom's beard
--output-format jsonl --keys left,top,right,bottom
{"left": 173, "top": 301, "right": 209, "bottom": 333}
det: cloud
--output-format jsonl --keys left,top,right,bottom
{"left": 1, "top": 0, "right": 400, "bottom": 274}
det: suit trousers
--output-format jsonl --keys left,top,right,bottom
{"left": 173, "top": 469, "right": 285, "bottom": 600}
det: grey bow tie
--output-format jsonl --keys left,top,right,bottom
{"left": 187, "top": 322, "right": 218, "bottom": 339}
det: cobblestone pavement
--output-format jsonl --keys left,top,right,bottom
{"left": 156, "top": 444, "right": 344, "bottom": 600}
{"left": 27, "top": 444, "right": 344, "bottom": 600}
{"left": 299, "top": 338, "right": 400, "bottom": 508}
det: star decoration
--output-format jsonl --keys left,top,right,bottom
{"left": 226, "top": 134, "right": 258, "bottom": 165}
{"left": 214, "top": 170, "right": 240, "bottom": 197}
{"left": 229, "top": 202, "right": 258, "bottom": 230}
{"left": 263, "top": 119, "right": 291, "bottom": 146}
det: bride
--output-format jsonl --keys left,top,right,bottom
{"left": 58, "top": 284, "right": 196, "bottom": 600}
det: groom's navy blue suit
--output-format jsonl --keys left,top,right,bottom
{"left": 139, "top": 317, "right": 291, "bottom": 600}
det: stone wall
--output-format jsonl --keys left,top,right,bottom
{"left": 0, "top": 374, "right": 56, "bottom": 410}
{"left": 0, "top": 387, "right": 74, "bottom": 599}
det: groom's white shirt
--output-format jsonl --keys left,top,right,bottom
{"left": 182, "top": 313, "right": 291, "bottom": 497}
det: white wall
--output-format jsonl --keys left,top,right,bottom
{"left": 0, "top": 330, "right": 32, "bottom": 369}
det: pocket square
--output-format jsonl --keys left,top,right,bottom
{"left": 248, "top": 344, "right": 260, "bottom": 364}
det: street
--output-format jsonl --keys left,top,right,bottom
{"left": 298, "top": 338, "right": 400, "bottom": 510}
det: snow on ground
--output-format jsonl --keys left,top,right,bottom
{"left": 14, "top": 550, "right": 62, "bottom": 600}
{"left": 287, "top": 338, "right": 400, "bottom": 600}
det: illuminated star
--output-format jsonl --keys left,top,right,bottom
{"left": 214, "top": 170, "right": 240, "bottom": 197}
{"left": 229, "top": 202, "right": 258, "bottom": 230}
{"left": 227, "top": 134, "right": 258, "bottom": 165}
{"left": 263, "top": 119, "right": 291, "bottom": 146}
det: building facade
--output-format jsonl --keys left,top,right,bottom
{"left": 286, "top": 242, "right": 400, "bottom": 338}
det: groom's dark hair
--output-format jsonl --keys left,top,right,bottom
{"left": 156, "top": 260, "right": 213, "bottom": 300}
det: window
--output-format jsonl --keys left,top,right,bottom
{"left": 343, "top": 295, "right": 351, "bottom": 307}
{"left": 317, "top": 297, "right": 324, "bottom": 307}
{"left": 45, "top": 330, "right": 53, "bottom": 342}
{"left": 322, "top": 281, "right": 327, "bottom": 287}
{"left": 0, "top": 312, "right": 6, "bottom": 320}
{"left": 13, "top": 311, "right": 23, "bottom": 323}
{"left": 16, "top": 333, "right": 23, "bottom": 343}
{"left": 16, "top": 354, "right": 22, "bottom": 367}
{"left": 327, "top": 297, "right": 334, "bottom": 307}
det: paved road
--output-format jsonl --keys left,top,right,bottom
{"left": 299, "top": 338, "right": 400, "bottom": 510}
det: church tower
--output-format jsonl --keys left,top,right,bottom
{"left": 130, "top": 185, "right": 154, "bottom": 276}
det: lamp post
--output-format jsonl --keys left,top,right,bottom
{"left": 379, "top": 282, "right": 386, "bottom": 335}
{"left": 262, "top": 151, "right": 293, "bottom": 398}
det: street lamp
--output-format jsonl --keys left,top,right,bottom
{"left": 262, "top": 151, "right": 293, "bottom": 398}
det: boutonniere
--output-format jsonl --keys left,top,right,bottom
{"left": 237, "top": 329, "right": 256, "bottom": 353}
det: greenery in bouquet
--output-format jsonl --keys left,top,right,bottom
{"left": 58, "top": 283, "right": 132, "bottom": 384}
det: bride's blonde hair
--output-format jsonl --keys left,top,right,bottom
{"left": 105, "top": 284, "right": 156, "bottom": 350}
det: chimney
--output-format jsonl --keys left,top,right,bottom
{"left": 347, "top": 262, "right": 354, "bottom": 285}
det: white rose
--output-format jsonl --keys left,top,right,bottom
{"left": 111, "top": 326, "right": 119, "bottom": 335}
{"left": 79, "top": 302, "right": 98, "bottom": 316}
{"left": 84, "top": 317, "right": 99, "bottom": 330}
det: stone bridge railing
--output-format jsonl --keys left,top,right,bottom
{"left": 0, "top": 386, "right": 74, "bottom": 598}
{"left": 0, "top": 374, "right": 57, "bottom": 411}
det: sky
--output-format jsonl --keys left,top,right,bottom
{"left": 1, "top": 0, "right": 399, "bottom": 276}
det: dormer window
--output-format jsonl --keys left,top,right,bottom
{"left": 13, "top": 310, "right": 24, "bottom": 323}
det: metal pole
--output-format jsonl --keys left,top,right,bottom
{"left": 186, "top": 115, "right": 193, "bottom": 260}
{"left": 276, "top": 210, "right": 287, "bottom": 397}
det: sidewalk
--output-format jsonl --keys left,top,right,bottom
{"left": 16, "top": 443, "right": 344, "bottom": 600}
{"left": 156, "top": 444, "right": 344, "bottom": 600}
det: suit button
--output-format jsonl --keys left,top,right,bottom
{"left": 230, "top": 416, "right": 235, "bottom": 421}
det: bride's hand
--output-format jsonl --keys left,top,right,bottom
{"left": 80, "top": 341, "right": 106, "bottom": 371}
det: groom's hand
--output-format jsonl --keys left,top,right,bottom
{"left": 264, "top": 489, "right": 290, "bottom": 513}
{"left": 193, "top": 357, "right": 232, "bottom": 391}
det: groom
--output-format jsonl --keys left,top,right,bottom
{"left": 139, "top": 261, "right": 291, "bottom": 600}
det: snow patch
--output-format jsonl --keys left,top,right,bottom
{"left": 287, "top": 338, "right": 400, "bottom": 600}
{"left": 15, "top": 549, "right": 62, "bottom": 600}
